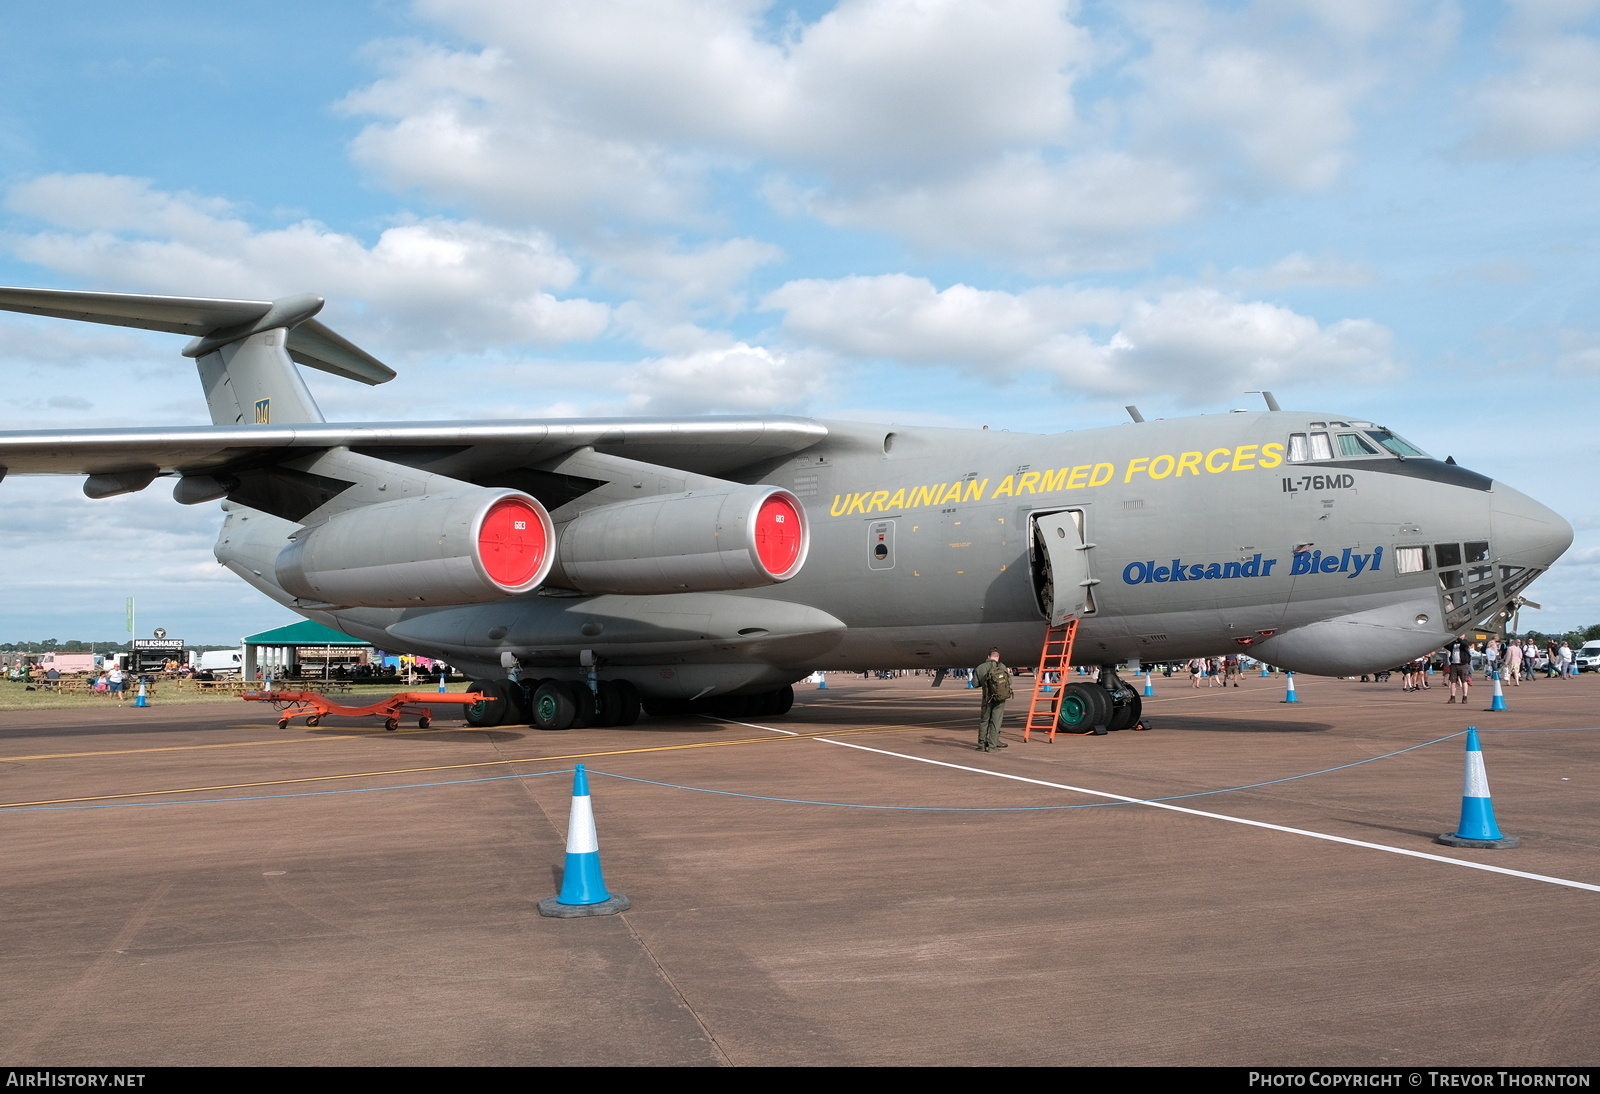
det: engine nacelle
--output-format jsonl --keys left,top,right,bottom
{"left": 275, "top": 489, "right": 554, "bottom": 607}
{"left": 556, "top": 485, "right": 808, "bottom": 595}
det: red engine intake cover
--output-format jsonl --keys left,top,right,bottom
{"left": 477, "top": 496, "right": 549, "bottom": 589}
{"left": 754, "top": 494, "right": 804, "bottom": 577}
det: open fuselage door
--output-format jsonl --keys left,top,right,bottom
{"left": 1031, "top": 509, "right": 1096, "bottom": 626}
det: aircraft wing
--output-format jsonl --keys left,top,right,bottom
{"left": 0, "top": 417, "right": 830, "bottom": 479}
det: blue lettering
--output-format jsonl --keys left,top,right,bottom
{"left": 1371, "top": 545, "right": 1382, "bottom": 571}
{"left": 1123, "top": 561, "right": 1149, "bottom": 584}
{"left": 1169, "top": 559, "right": 1188, "bottom": 581}
{"left": 1153, "top": 566, "right": 1169, "bottom": 582}
{"left": 1223, "top": 562, "right": 1242, "bottom": 579}
{"left": 1339, "top": 547, "right": 1352, "bottom": 572}
{"left": 1291, "top": 552, "right": 1312, "bottom": 576}
{"left": 1189, "top": 564, "right": 1205, "bottom": 580}
{"left": 1320, "top": 555, "right": 1340, "bottom": 573}
{"left": 1263, "top": 558, "right": 1277, "bottom": 576}
{"left": 1348, "top": 552, "right": 1369, "bottom": 578}
{"left": 1204, "top": 563, "right": 1222, "bottom": 579}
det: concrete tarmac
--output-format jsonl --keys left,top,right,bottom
{"left": 2, "top": 671, "right": 1597, "bottom": 1066}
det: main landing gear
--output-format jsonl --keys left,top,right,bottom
{"left": 1056, "top": 668, "right": 1146, "bottom": 735}
{"left": 462, "top": 679, "right": 797, "bottom": 731}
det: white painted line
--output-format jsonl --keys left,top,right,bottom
{"left": 719, "top": 719, "right": 1600, "bottom": 895}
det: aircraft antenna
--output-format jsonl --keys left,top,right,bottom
{"left": 1125, "top": 406, "right": 1145, "bottom": 423}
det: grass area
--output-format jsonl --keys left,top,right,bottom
{"left": 0, "top": 680, "right": 477, "bottom": 712}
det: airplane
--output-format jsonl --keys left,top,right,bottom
{"left": 0, "top": 285, "right": 1574, "bottom": 733}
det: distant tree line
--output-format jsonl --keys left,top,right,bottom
{"left": 1507, "top": 625, "right": 1600, "bottom": 647}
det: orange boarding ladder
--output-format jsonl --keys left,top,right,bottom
{"left": 1022, "top": 618, "right": 1079, "bottom": 743}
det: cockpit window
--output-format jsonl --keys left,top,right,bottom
{"left": 1288, "top": 433, "right": 1307, "bottom": 462}
{"left": 1309, "top": 432, "right": 1332, "bottom": 460}
{"left": 1337, "top": 433, "right": 1379, "bottom": 456}
{"left": 1366, "top": 429, "right": 1428, "bottom": 458}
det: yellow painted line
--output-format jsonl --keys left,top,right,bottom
{"left": 0, "top": 720, "right": 963, "bottom": 811}
{"left": 0, "top": 734, "right": 358, "bottom": 763}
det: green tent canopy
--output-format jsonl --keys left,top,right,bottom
{"left": 242, "top": 620, "right": 369, "bottom": 646}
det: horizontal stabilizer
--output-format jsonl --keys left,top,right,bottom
{"left": 0, "top": 285, "right": 395, "bottom": 385}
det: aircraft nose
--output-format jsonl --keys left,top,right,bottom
{"left": 1491, "top": 483, "right": 1572, "bottom": 569}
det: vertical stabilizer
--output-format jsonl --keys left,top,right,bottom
{"left": 196, "top": 329, "right": 325, "bottom": 425}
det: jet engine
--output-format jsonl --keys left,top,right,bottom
{"left": 275, "top": 488, "right": 554, "bottom": 607}
{"left": 555, "top": 485, "right": 808, "bottom": 595}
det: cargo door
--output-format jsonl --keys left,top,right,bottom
{"left": 1031, "top": 510, "right": 1096, "bottom": 626}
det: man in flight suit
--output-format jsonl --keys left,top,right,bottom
{"left": 972, "top": 647, "right": 1012, "bottom": 752}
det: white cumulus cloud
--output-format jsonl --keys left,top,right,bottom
{"left": 762, "top": 274, "right": 1395, "bottom": 400}
{"left": 5, "top": 173, "right": 610, "bottom": 353}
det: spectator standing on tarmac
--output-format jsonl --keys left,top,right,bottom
{"left": 1445, "top": 635, "right": 1472, "bottom": 704}
{"left": 972, "top": 648, "right": 1012, "bottom": 753}
{"left": 1503, "top": 639, "right": 1522, "bottom": 687}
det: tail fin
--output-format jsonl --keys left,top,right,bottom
{"left": 195, "top": 327, "right": 326, "bottom": 425}
{"left": 0, "top": 286, "right": 395, "bottom": 425}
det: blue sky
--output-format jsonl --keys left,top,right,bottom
{"left": 3, "top": 0, "right": 1599, "bottom": 643}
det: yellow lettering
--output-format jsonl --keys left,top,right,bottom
{"left": 886, "top": 488, "right": 907, "bottom": 510}
{"left": 941, "top": 482, "right": 964, "bottom": 504}
{"left": 846, "top": 492, "right": 869, "bottom": 515}
{"left": 1018, "top": 471, "right": 1041, "bottom": 494}
{"left": 1205, "top": 447, "right": 1232, "bottom": 473}
{"left": 1148, "top": 454, "right": 1175, "bottom": 479}
{"left": 1090, "top": 462, "right": 1113, "bottom": 486}
{"left": 1037, "top": 468, "right": 1068, "bottom": 492}
{"left": 1258, "top": 442, "right": 1284, "bottom": 469}
{"left": 963, "top": 478, "right": 988, "bottom": 502}
{"left": 1123, "top": 457, "right": 1149, "bottom": 483}
{"left": 1176, "top": 451, "right": 1203, "bottom": 477}
{"left": 992, "top": 475, "right": 1015, "bottom": 498}
{"left": 830, "top": 494, "right": 848, "bottom": 517}
{"left": 867, "top": 490, "right": 890, "bottom": 512}
{"left": 1066, "top": 464, "right": 1090, "bottom": 489}
{"left": 1231, "top": 445, "right": 1258, "bottom": 471}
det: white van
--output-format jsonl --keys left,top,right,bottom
{"left": 1575, "top": 641, "right": 1600, "bottom": 673}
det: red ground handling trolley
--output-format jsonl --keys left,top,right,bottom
{"left": 244, "top": 689, "right": 493, "bottom": 731}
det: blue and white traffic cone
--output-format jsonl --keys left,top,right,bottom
{"left": 1143, "top": 671, "right": 1154, "bottom": 697}
{"left": 539, "top": 764, "right": 631, "bottom": 917}
{"left": 1437, "top": 728, "right": 1519, "bottom": 848}
{"left": 133, "top": 680, "right": 148, "bottom": 708}
{"left": 1260, "top": 663, "right": 1270, "bottom": 677}
{"left": 1282, "top": 672, "right": 1298, "bottom": 703}
{"left": 1489, "top": 671, "right": 1506, "bottom": 711}
{"left": 438, "top": 671, "right": 447, "bottom": 694}
{"left": 818, "top": 671, "right": 828, "bottom": 689}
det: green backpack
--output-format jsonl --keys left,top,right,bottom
{"left": 982, "top": 664, "right": 1014, "bottom": 702}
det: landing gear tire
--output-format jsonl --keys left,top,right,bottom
{"left": 531, "top": 680, "right": 579, "bottom": 731}
{"left": 614, "top": 680, "right": 641, "bottom": 726}
{"left": 418, "top": 716, "right": 431, "bottom": 729}
{"left": 464, "top": 679, "right": 509, "bottom": 728}
{"left": 1058, "top": 682, "right": 1112, "bottom": 734}
{"left": 769, "top": 684, "right": 794, "bottom": 716}
{"left": 592, "top": 681, "right": 623, "bottom": 727}
{"left": 569, "top": 684, "right": 593, "bottom": 730}
{"left": 1107, "top": 690, "right": 1141, "bottom": 732}
{"left": 306, "top": 716, "right": 321, "bottom": 728}
{"left": 385, "top": 718, "right": 400, "bottom": 731}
